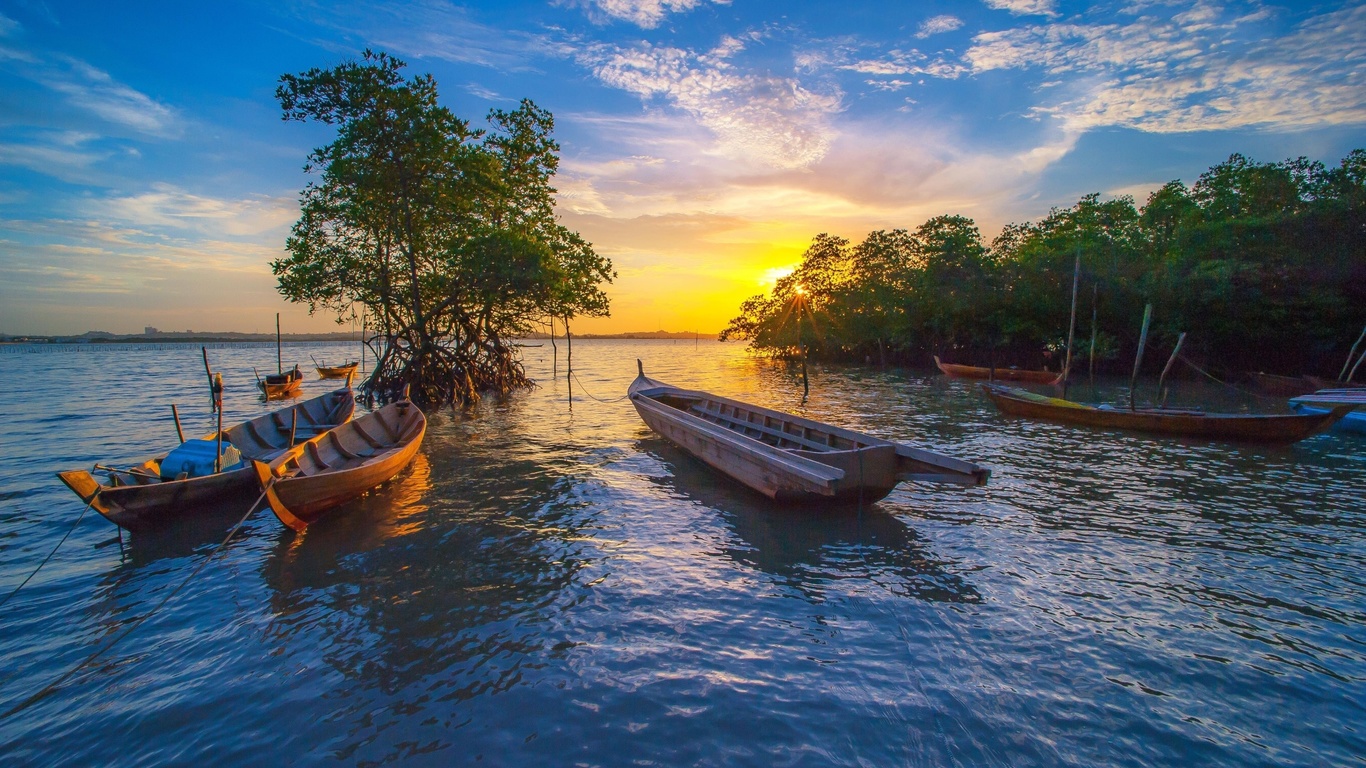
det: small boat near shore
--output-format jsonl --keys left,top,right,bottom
{"left": 260, "top": 365, "right": 304, "bottom": 399}
{"left": 982, "top": 383, "right": 1348, "bottom": 444}
{"left": 1245, "top": 371, "right": 1317, "bottom": 397}
{"left": 254, "top": 396, "right": 426, "bottom": 531}
{"left": 57, "top": 388, "right": 356, "bottom": 531}
{"left": 313, "top": 356, "right": 360, "bottom": 380}
{"left": 629, "top": 362, "right": 989, "bottom": 504}
{"left": 1290, "top": 389, "right": 1366, "bottom": 435}
{"left": 934, "top": 355, "right": 1063, "bottom": 385}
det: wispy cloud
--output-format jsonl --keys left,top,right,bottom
{"left": 962, "top": 2, "right": 1366, "bottom": 132}
{"left": 567, "top": 0, "right": 731, "bottom": 29}
{"left": 89, "top": 183, "right": 299, "bottom": 239}
{"left": 0, "top": 15, "right": 181, "bottom": 140}
{"left": 582, "top": 38, "right": 842, "bottom": 169}
{"left": 983, "top": 0, "right": 1059, "bottom": 17}
{"left": 917, "top": 15, "right": 963, "bottom": 38}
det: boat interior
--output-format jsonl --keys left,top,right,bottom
{"left": 648, "top": 392, "right": 868, "bottom": 453}
{"left": 275, "top": 402, "right": 423, "bottom": 478}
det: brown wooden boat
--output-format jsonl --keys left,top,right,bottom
{"left": 1303, "top": 376, "right": 1366, "bottom": 391}
{"left": 629, "top": 362, "right": 988, "bottom": 504}
{"left": 934, "top": 355, "right": 1063, "bottom": 385}
{"left": 260, "top": 365, "right": 304, "bottom": 399}
{"left": 253, "top": 397, "right": 426, "bottom": 531}
{"left": 981, "top": 383, "right": 1349, "bottom": 444}
{"left": 315, "top": 361, "right": 359, "bottom": 379}
{"left": 1244, "top": 371, "right": 1317, "bottom": 397}
{"left": 56, "top": 388, "right": 356, "bottom": 531}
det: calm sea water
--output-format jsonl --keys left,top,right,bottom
{"left": 0, "top": 339, "right": 1362, "bottom": 766}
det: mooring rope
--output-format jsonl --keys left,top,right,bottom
{"left": 1176, "top": 354, "right": 1283, "bottom": 400}
{"left": 0, "top": 494, "right": 99, "bottom": 610}
{"left": 1, "top": 485, "right": 272, "bottom": 719}
{"left": 569, "top": 371, "right": 631, "bottom": 404}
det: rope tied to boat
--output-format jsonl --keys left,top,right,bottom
{"left": 569, "top": 370, "right": 631, "bottom": 404}
{"left": 1176, "top": 354, "right": 1283, "bottom": 401}
{"left": 0, "top": 483, "right": 274, "bottom": 719}
{"left": 0, "top": 493, "right": 99, "bottom": 611}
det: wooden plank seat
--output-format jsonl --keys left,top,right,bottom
{"left": 689, "top": 402, "right": 850, "bottom": 452}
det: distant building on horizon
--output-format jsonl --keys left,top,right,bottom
{"left": 144, "top": 326, "right": 159, "bottom": 335}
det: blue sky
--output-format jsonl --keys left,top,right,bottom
{"left": 2, "top": 0, "right": 1363, "bottom": 335}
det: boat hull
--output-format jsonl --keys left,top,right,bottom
{"left": 629, "top": 365, "right": 987, "bottom": 505}
{"left": 982, "top": 384, "right": 1346, "bottom": 443}
{"left": 56, "top": 388, "right": 355, "bottom": 531}
{"left": 1292, "top": 403, "right": 1366, "bottom": 435}
{"left": 259, "top": 400, "right": 427, "bottom": 530}
{"left": 316, "top": 363, "right": 359, "bottom": 380}
{"left": 934, "top": 355, "right": 1062, "bottom": 385}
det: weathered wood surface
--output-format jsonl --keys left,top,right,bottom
{"left": 982, "top": 383, "right": 1347, "bottom": 444}
{"left": 629, "top": 363, "right": 988, "bottom": 505}
{"left": 56, "top": 388, "right": 356, "bottom": 531}
{"left": 257, "top": 398, "right": 426, "bottom": 530}
{"left": 934, "top": 355, "right": 1063, "bottom": 385}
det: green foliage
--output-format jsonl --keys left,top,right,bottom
{"left": 274, "top": 51, "right": 613, "bottom": 406}
{"left": 726, "top": 149, "right": 1366, "bottom": 375}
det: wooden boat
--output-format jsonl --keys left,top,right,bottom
{"left": 981, "top": 383, "right": 1349, "bottom": 444}
{"left": 57, "top": 388, "right": 356, "bottom": 531}
{"left": 1303, "top": 376, "right": 1365, "bottom": 391}
{"left": 629, "top": 362, "right": 988, "bottom": 504}
{"left": 934, "top": 355, "right": 1063, "bottom": 385}
{"left": 260, "top": 365, "right": 304, "bottom": 399}
{"left": 1244, "top": 371, "right": 1316, "bottom": 397}
{"left": 253, "top": 397, "right": 427, "bottom": 531}
{"left": 315, "top": 361, "right": 359, "bottom": 379}
{"left": 1290, "top": 389, "right": 1366, "bottom": 435}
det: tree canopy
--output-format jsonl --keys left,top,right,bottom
{"left": 274, "top": 51, "right": 613, "bottom": 407}
{"left": 723, "top": 149, "right": 1366, "bottom": 378}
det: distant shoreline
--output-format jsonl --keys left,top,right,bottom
{"left": 0, "top": 330, "right": 720, "bottom": 344}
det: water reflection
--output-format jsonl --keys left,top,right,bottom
{"left": 639, "top": 437, "right": 982, "bottom": 605}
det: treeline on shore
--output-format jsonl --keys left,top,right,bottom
{"left": 721, "top": 150, "right": 1366, "bottom": 379}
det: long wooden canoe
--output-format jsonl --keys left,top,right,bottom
{"left": 254, "top": 398, "right": 426, "bottom": 531}
{"left": 981, "top": 383, "right": 1349, "bottom": 443}
{"left": 316, "top": 361, "right": 359, "bottom": 379}
{"left": 57, "top": 388, "right": 356, "bottom": 531}
{"left": 629, "top": 362, "right": 988, "bottom": 504}
{"left": 934, "top": 355, "right": 1063, "bottom": 385}
{"left": 1290, "top": 389, "right": 1366, "bottom": 435}
{"left": 1244, "top": 371, "right": 1317, "bottom": 397}
{"left": 261, "top": 365, "right": 304, "bottom": 400}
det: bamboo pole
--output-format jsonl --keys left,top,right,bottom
{"left": 1348, "top": 345, "right": 1366, "bottom": 384}
{"left": 1130, "top": 303, "right": 1153, "bottom": 411}
{"left": 201, "top": 346, "right": 215, "bottom": 415}
{"left": 171, "top": 404, "right": 185, "bottom": 444}
{"left": 1158, "top": 332, "right": 1186, "bottom": 408}
{"left": 1088, "top": 284, "right": 1098, "bottom": 388}
{"left": 213, "top": 374, "right": 224, "bottom": 473}
{"left": 566, "top": 316, "right": 572, "bottom": 408}
{"left": 1062, "top": 252, "right": 1080, "bottom": 400}
{"left": 1341, "top": 324, "right": 1366, "bottom": 382}
{"left": 276, "top": 312, "right": 283, "bottom": 374}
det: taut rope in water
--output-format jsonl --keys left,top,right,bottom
{"left": 0, "top": 494, "right": 99, "bottom": 610}
{"left": 570, "top": 371, "right": 630, "bottom": 404}
{"left": 1, "top": 485, "right": 272, "bottom": 718}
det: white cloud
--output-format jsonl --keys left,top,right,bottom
{"left": 90, "top": 183, "right": 299, "bottom": 238}
{"left": 962, "top": 3, "right": 1366, "bottom": 133}
{"left": 917, "top": 15, "right": 964, "bottom": 38}
{"left": 984, "top": 0, "right": 1059, "bottom": 17}
{"left": 583, "top": 42, "right": 842, "bottom": 169}
{"left": 579, "top": 0, "right": 730, "bottom": 29}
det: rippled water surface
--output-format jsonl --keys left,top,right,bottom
{"left": 1, "top": 340, "right": 1363, "bottom": 766}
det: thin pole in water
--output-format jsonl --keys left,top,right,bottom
{"left": 213, "top": 374, "right": 224, "bottom": 473}
{"left": 171, "top": 404, "right": 185, "bottom": 444}
{"left": 1158, "top": 332, "right": 1186, "bottom": 408}
{"left": 276, "top": 312, "right": 283, "bottom": 375}
{"left": 1088, "top": 284, "right": 1098, "bottom": 389}
{"left": 1062, "top": 251, "right": 1080, "bottom": 400}
{"left": 201, "top": 346, "right": 215, "bottom": 416}
{"left": 1341, "top": 324, "right": 1366, "bottom": 382}
{"left": 1130, "top": 303, "right": 1153, "bottom": 411}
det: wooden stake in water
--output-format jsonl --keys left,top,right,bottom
{"left": 171, "top": 404, "right": 185, "bottom": 444}
{"left": 1062, "top": 251, "right": 1080, "bottom": 400}
{"left": 566, "top": 316, "right": 573, "bottom": 409}
{"left": 275, "top": 312, "right": 283, "bottom": 375}
{"left": 201, "top": 346, "right": 215, "bottom": 415}
{"left": 1158, "top": 332, "right": 1186, "bottom": 408}
{"left": 1088, "top": 284, "right": 1098, "bottom": 388}
{"left": 213, "top": 373, "right": 225, "bottom": 473}
{"left": 1130, "top": 303, "right": 1153, "bottom": 411}
{"left": 1341, "top": 324, "right": 1366, "bottom": 382}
